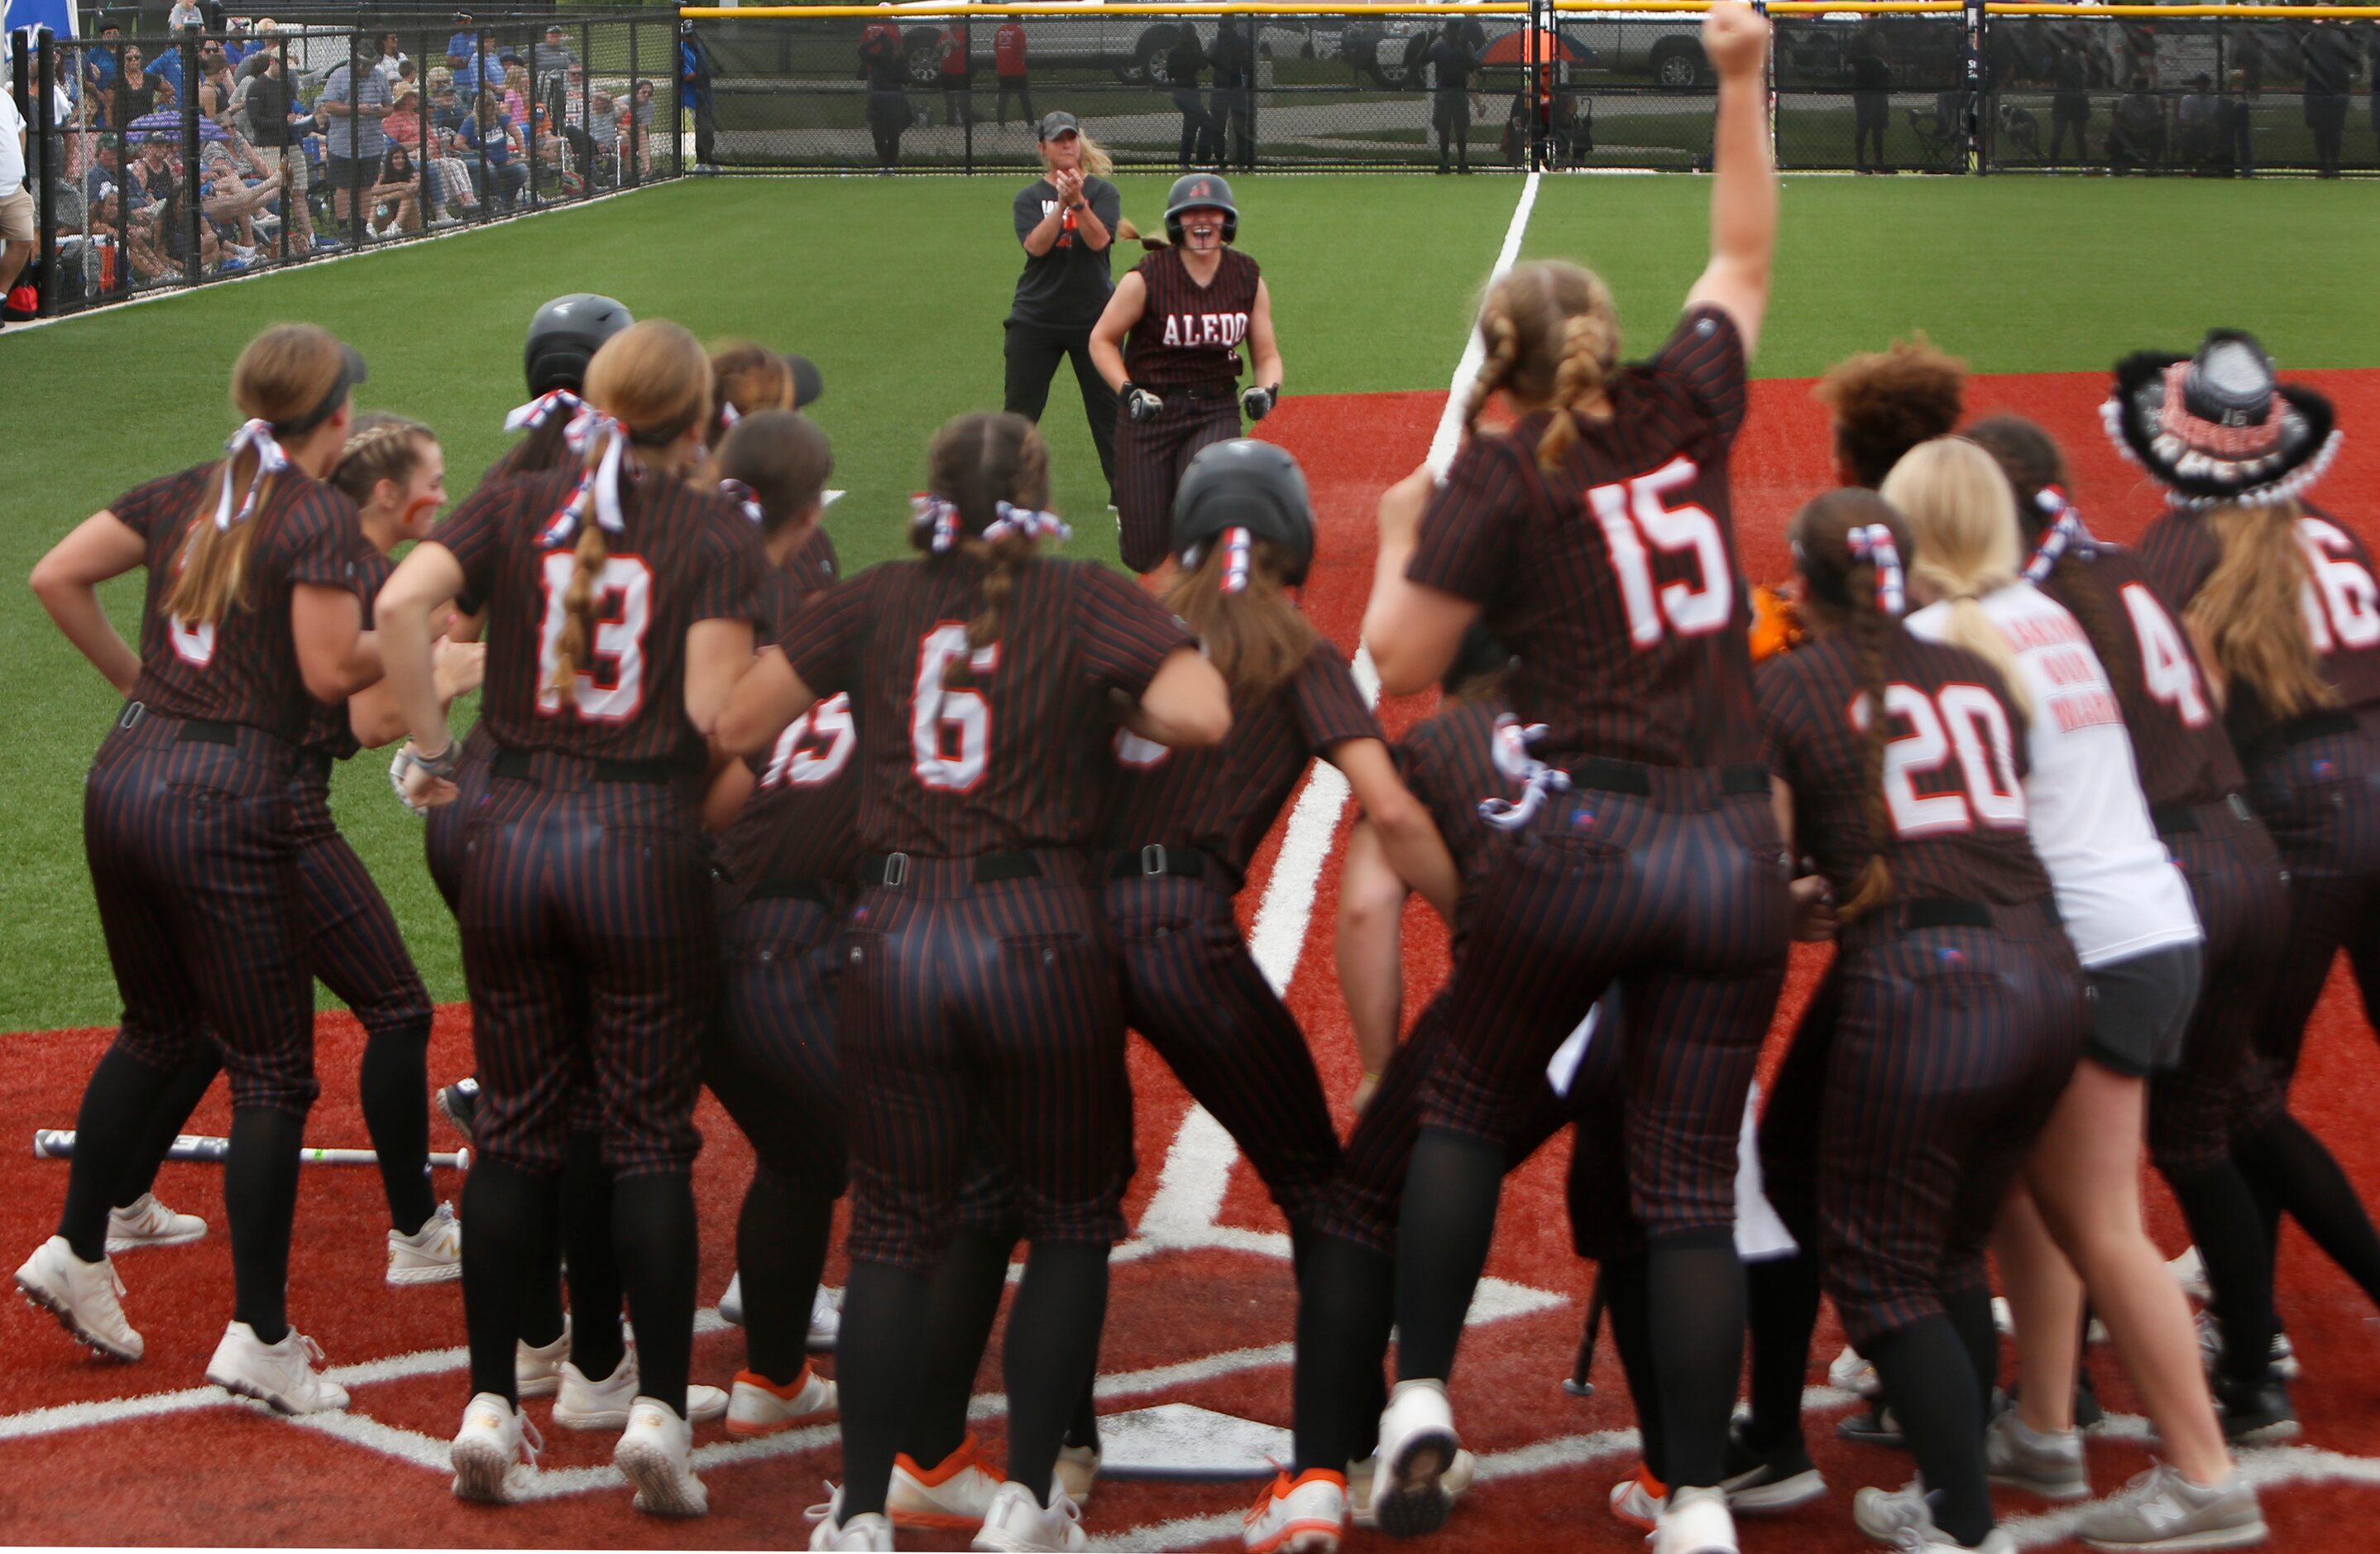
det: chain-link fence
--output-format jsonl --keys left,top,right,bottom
{"left": 7, "top": 12, "right": 682, "bottom": 318}
{"left": 678, "top": 4, "right": 2380, "bottom": 178}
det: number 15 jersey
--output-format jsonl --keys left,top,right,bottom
{"left": 437, "top": 466, "right": 767, "bottom": 766}
{"left": 1408, "top": 305, "right": 1759, "bottom": 770}
{"left": 777, "top": 551, "right": 1195, "bottom": 856}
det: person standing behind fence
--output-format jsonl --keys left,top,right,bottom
{"left": 2049, "top": 28, "right": 2092, "bottom": 165}
{"left": 320, "top": 36, "right": 393, "bottom": 234}
{"left": 1212, "top": 15, "right": 1256, "bottom": 172}
{"left": 2301, "top": 19, "right": 2356, "bottom": 178}
{"left": 1849, "top": 28, "right": 1890, "bottom": 171}
{"left": 1, "top": 77, "right": 33, "bottom": 323}
{"left": 1171, "top": 25, "right": 1217, "bottom": 169}
{"left": 860, "top": 7, "right": 909, "bottom": 174}
{"left": 994, "top": 17, "right": 1032, "bottom": 128}
{"left": 679, "top": 18, "right": 717, "bottom": 168}
{"left": 938, "top": 22, "right": 972, "bottom": 128}
{"left": 1426, "top": 20, "right": 1477, "bottom": 175}
{"left": 1006, "top": 112, "right": 1123, "bottom": 506}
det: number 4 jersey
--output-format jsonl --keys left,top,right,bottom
{"left": 775, "top": 549, "right": 1195, "bottom": 856}
{"left": 438, "top": 466, "right": 767, "bottom": 765}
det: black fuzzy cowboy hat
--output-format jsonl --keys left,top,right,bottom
{"left": 2103, "top": 329, "right": 2340, "bottom": 510}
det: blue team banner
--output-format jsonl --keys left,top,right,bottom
{"left": 4, "top": 0, "right": 80, "bottom": 44}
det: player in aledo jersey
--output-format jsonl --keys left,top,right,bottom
{"left": 1973, "top": 415, "right": 2311, "bottom": 1447}
{"left": 718, "top": 411, "right": 1230, "bottom": 1554}
{"left": 1884, "top": 438, "right": 2264, "bottom": 1552}
{"left": 1089, "top": 173, "right": 1286, "bottom": 575}
{"left": 377, "top": 320, "right": 768, "bottom": 1518}
{"left": 1355, "top": 9, "right": 1785, "bottom": 1547}
{"left": 2132, "top": 334, "right": 2380, "bottom": 1432}
{"left": 101, "top": 415, "right": 483, "bottom": 1289}
{"left": 17, "top": 324, "right": 378, "bottom": 1413}
{"left": 1742, "top": 491, "right": 2086, "bottom": 1554}
{"left": 697, "top": 410, "right": 851, "bottom": 1440}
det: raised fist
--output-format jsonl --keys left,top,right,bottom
{"left": 1702, "top": 1, "right": 1772, "bottom": 80}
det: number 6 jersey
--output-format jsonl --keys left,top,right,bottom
{"left": 1408, "top": 305, "right": 1759, "bottom": 770}
{"left": 435, "top": 466, "right": 767, "bottom": 765}
{"left": 775, "top": 550, "right": 1194, "bottom": 856}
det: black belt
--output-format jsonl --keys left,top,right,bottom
{"left": 1568, "top": 758, "right": 1769, "bottom": 798}
{"left": 748, "top": 875, "right": 832, "bottom": 905}
{"left": 1179, "top": 383, "right": 1238, "bottom": 403}
{"left": 1901, "top": 897, "right": 1995, "bottom": 930}
{"left": 175, "top": 719, "right": 242, "bottom": 746}
{"left": 2153, "top": 794, "right": 2256, "bottom": 836}
{"left": 1108, "top": 844, "right": 1228, "bottom": 882}
{"left": 2272, "top": 709, "right": 2359, "bottom": 750}
{"left": 490, "top": 749, "right": 677, "bottom": 784}
{"left": 860, "top": 851, "right": 1044, "bottom": 888}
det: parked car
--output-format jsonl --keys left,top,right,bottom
{"left": 884, "top": 2, "right": 1310, "bottom": 89}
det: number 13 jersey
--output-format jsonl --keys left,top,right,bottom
{"left": 776, "top": 550, "right": 1195, "bottom": 856}
{"left": 438, "top": 466, "right": 767, "bottom": 765}
{"left": 1408, "top": 305, "right": 1760, "bottom": 770}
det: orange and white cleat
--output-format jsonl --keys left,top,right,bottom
{"left": 1244, "top": 1468, "right": 1348, "bottom": 1554}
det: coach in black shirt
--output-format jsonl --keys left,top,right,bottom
{"left": 1006, "top": 111, "right": 1122, "bottom": 498}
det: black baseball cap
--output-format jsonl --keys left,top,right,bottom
{"left": 1037, "top": 111, "right": 1080, "bottom": 141}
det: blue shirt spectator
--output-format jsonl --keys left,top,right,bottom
{"left": 320, "top": 54, "right": 393, "bottom": 162}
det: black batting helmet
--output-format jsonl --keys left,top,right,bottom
{"left": 1172, "top": 439, "right": 1314, "bottom": 584}
{"left": 524, "top": 293, "right": 634, "bottom": 396}
{"left": 1163, "top": 173, "right": 1238, "bottom": 247}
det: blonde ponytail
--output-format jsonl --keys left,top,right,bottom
{"left": 1881, "top": 438, "right": 2033, "bottom": 721}
{"left": 2192, "top": 499, "right": 2335, "bottom": 721}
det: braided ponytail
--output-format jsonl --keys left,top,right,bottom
{"left": 1459, "top": 262, "right": 1621, "bottom": 468}
{"left": 918, "top": 412, "right": 1054, "bottom": 689}
{"left": 1536, "top": 308, "right": 1622, "bottom": 472}
{"left": 330, "top": 413, "right": 433, "bottom": 507}
{"left": 1841, "top": 553, "right": 1897, "bottom": 920}
{"left": 1462, "top": 300, "right": 1520, "bottom": 443}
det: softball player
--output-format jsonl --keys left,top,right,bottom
{"left": 1089, "top": 174, "right": 1285, "bottom": 575}
{"left": 1972, "top": 415, "right": 2303, "bottom": 1447}
{"left": 2131, "top": 334, "right": 2380, "bottom": 1388}
{"left": 716, "top": 411, "right": 1229, "bottom": 1553}
{"left": 1743, "top": 490, "right": 2088, "bottom": 1554}
{"left": 1883, "top": 437, "right": 2263, "bottom": 1551}
{"left": 107, "top": 415, "right": 478, "bottom": 1285}
{"left": 377, "top": 320, "right": 766, "bottom": 1517}
{"left": 1354, "top": 10, "right": 1784, "bottom": 1547}
{"left": 700, "top": 409, "right": 848, "bottom": 1437}
{"left": 16, "top": 324, "right": 376, "bottom": 1413}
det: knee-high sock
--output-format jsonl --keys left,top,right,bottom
{"left": 1392, "top": 1129, "right": 1505, "bottom": 1382}
{"left": 737, "top": 1164, "right": 836, "bottom": 1387}
{"left": 60, "top": 1046, "right": 184, "bottom": 1261}
{"left": 611, "top": 1169, "right": 698, "bottom": 1415}
{"left": 1944, "top": 1282, "right": 2000, "bottom": 1417}
{"left": 1743, "top": 1250, "right": 1823, "bottom": 1449}
{"left": 1645, "top": 1228, "right": 1745, "bottom": 1490}
{"left": 2167, "top": 1162, "right": 2276, "bottom": 1389}
{"left": 562, "top": 1129, "right": 625, "bottom": 1380}
{"left": 900, "top": 1225, "right": 1017, "bottom": 1470}
{"left": 2239, "top": 1114, "right": 2380, "bottom": 1311}
{"left": 1868, "top": 1317, "right": 1995, "bottom": 1548}
{"left": 112, "top": 1053, "right": 222, "bottom": 1211}
{"left": 1291, "top": 1235, "right": 1396, "bottom": 1474}
{"left": 224, "top": 1106, "right": 308, "bottom": 1345}
{"left": 462, "top": 1158, "right": 558, "bottom": 1402}
{"left": 1602, "top": 1254, "right": 1668, "bottom": 1483}
{"left": 839, "top": 1259, "right": 936, "bottom": 1518}
{"left": 359, "top": 1019, "right": 436, "bottom": 1235}
{"left": 1002, "top": 1240, "right": 1111, "bottom": 1504}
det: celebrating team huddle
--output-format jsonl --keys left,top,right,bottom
{"left": 17, "top": 7, "right": 2380, "bottom": 1554}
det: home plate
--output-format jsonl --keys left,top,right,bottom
{"left": 1095, "top": 1403, "right": 1292, "bottom": 1481}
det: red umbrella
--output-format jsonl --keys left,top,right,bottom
{"left": 1482, "top": 28, "right": 1576, "bottom": 67}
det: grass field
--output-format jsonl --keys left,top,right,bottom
{"left": 4, "top": 170, "right": 2380, "bottom": 1033}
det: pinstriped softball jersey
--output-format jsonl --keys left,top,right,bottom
{"left": 1756, "top": 628, "right": 2085, "bottom": 1348}
{"left": 87, "top": 462, "right": 362, "bottom": 1117}
{"left": 440, "top": 465, "right": 767, "bottom": 1175}
{"left": 1113, "top": 242, "right": 1261, "bottom": 573}
{"left": 778, "top": 549, "right": 1193, "bottom": 1269}
{"left": 1096, "top": 640, "right": 1378, "bottom": 1230}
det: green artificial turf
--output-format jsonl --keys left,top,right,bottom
{"left": 3, "top": 169, "right": 2378, "bottom": 1030}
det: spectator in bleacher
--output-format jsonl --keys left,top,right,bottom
{"left": 384, "top": 82, "right": 426, "bottom": 159}
{"left": 630, "top": 79, "right": 657, "bottom": 175}
{"left": 113, "top": 47, "right": 158, "bottom": 128}
{"left": 196, "top": 145, "right": 275, "bottom": 257}
{"left": 368, "top": 141, "right": 424, "bottom": 237}
{"left": 501, "top": 60, "right": 530, "bottom": 129}
{"left": 2107, "top": 74, "right": 2165, "bottom": 172}
{"left": 939, "top": 22, "right": 973, "bottom": 128}
{"left": 448, "top": 13, "right": 480, "bottom": 68}
{"left": 125, "top": 132, "right": 174, "bottom": 214}
{"left": 422, "top": 113, "right": 481, "bottom": 223}
{"left": 194, "top": 40, "right": 236, "bottom": 118}
{"left": 85, "top": 133, "right": 122, "bottom": 208}
{"left": 1, "top": 78, "right": 32, "bottom": 322}
{"left": 168, "top": 0, "right": 204, "bottom": 35}
{"left": 319, "top": 35, "right": 392, "bottom": 230}
{"left": 242, "top": 47, "right": 321, "bottom": 251}
{"left": 587, "top": 88, "right": 621, "bottom": 184}
{"left": 87, "top": 22, "right": 123, "bottom": 103}
{"left": 2048, "top": 26, "right": 2092, "bottom": 163}
{"left": 234, "top": 23, "right": 278, "bottom": 89}
{"left": 462, "top": 93, "right": 528, "bottom": 208}
{"left": 536, "top": 24, "right": 579, "bottom": 79}
{"left": 995, "top": 18, "right": 1032, "bottom": 129}
{"left": 432, "top": 76, "right": 469, "bottom": 135}
{"left": 2301, "top": 19, "right": 2356, "bottom": 178}
{"left": 1211, "top": 14, "right": 1254, "bottom": 170}
{"left": 371, "top": 33, "right": 407, "bottom": 93}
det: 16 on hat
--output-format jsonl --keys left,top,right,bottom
{"left": 2105, "top": 329, "right": 2340, "bottom": 509}
{"left": 1037, "top": 110, "right": 1080, "bottom": 141}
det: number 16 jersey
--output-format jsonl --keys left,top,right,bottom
{"left": 776, "top": 551, "right": 1194, "bottom": 856}
{"left": 437, "top": 466, "right": 767, "bottom": 766}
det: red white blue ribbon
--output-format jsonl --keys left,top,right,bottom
{"left": 505, "top": 389, "right": 587, "bottom": 434}
{"left": 214, "top": 420, "right": 293, "bottom": 530}
{"left": 1219, "top": 526, "right": 1252, "bottom": 594}
{"left": 1479, "top": 714, "right": 1572, "bottom": 832}
{"left": 1846, "top": 523, "right": 1906, "bottom": 618}
{"left": 2023, "top": 486, "right": 2095, "bottom": 583}
{"left": 911, "top": 493, "right": 963, "bottom": 554}
{"left": 985, "top": 501, "right": 1071, "bottom": 544}
{"left": 719, "top": 478, "right": 765, "bottom": 526}
{"left": 537, "top": 405, "right": 629, "bottom": 549}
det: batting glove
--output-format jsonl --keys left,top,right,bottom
{"left": 1241, "top": 383, "right": 1278, "bottom": 423}
{"left": 1124, "top": 382, "right": 1164, "bottom": 424}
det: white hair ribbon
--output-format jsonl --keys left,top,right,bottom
{"left": 537, "top": 406, "right": 629, "bottom": 549}
{"left": 2023, "top": 487, "right": 2096, "bottom": 584}
{"left": 910, "top": 493, "right": 963, "bottom": 554}
{"left": 1478, "top": 715, "right": 1573, "bottom": 833}
{"left": 215, "top": 420, "right": 293, "bottom": 531}
{"left": 1219, "top": 526, "right": 1252, "bottom": 594}
{"left": 985, "top": 500, "right": 1071, "bottom": 545}
{"left": 504, "top": 389, "right": 586, "bottom": 433}
{"left": 718, "top": 400, "right": 741, "bottom": 430}
{"left": 1846, "top": 523, "right": 1906, "bottom": 618}
{"left": 719, "top": 478, "right": 765, "bottom": 526}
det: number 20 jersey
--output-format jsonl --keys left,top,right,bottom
{"left": 1758, "top": 631, "right": 2052, "bottom": 909}
{"left": 438, "top": 467, "right": 767, "bottom": 765}
{"left": 776, "top": 551, "right": 1195, "bottom": 856}
{"left": 1408, "top": 305, "right": 1760, "bottom": 770}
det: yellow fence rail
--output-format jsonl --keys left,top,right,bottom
{"left": 684, "top": 2, "right": 2380, "bottom": 17}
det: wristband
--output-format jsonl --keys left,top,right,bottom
{"left": 412, "top": 740, "right": 461, "bottom": 780}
